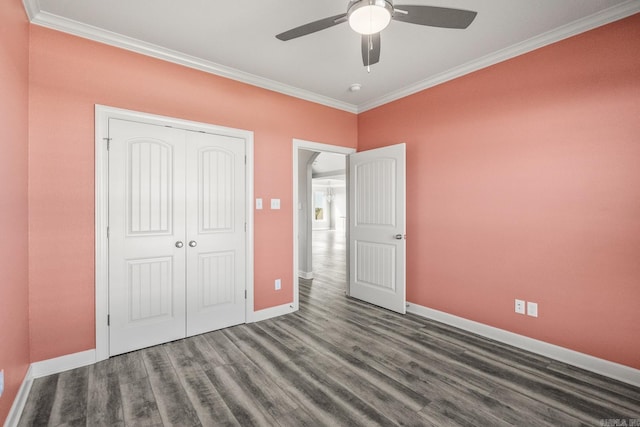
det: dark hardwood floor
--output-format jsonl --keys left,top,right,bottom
{"left": 18, "top": 230, "right": 640, "bottom": 426}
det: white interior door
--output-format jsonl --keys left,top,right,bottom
{"left": 108, "top": 119, "right": 246, "bottom": 356}
{"left": 349, "top": 143, "right": 406, "bottom": 314}
{"left": 108, "top": 119, "right": 187, "bottom": 355}
{"left": 185, "top": 131, "right": 246, "bottom": 336}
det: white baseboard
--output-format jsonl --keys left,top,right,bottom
{"left": 407, "top": 302, "right": 640, "bottom": 388}
{"left": 30, "top": 349, "right": 96, "bottom": 379}
{"left": 4, "top": 366, "right": 34, "bottom": 427}
{"left": 4, "top": 350, "right": 97, "bottom": 426}
{"left": 250, "top": 302, "right": 297, "bottom": 323}
{"left": 298, "top": 271, "right": 314, "bottom": 280}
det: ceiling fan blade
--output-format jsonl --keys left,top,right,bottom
{"left": 361, "top": 33, "right": 381, "bottom": 67}
{"left": 276, "top": 13, "right": 348, "bottom": 41}
{"left": 393, "top": 5, "right": 477, "bottom": 29}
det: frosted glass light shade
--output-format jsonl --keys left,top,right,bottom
{"left": 348, "top": 1, "right": 392, "bottom": 35}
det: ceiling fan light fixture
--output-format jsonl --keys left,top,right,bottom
{"left": 348, "top": 0, "right": 393, "bottom": 35}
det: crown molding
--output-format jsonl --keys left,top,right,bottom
{"left": 22, "top": 0, "right": 639, "bottom": 114}
{"left": 357, "top": 0, "right": 640, "bottom": 113}
{"left": 23, "top": 7, "right": 359, "bottom": 114}
{"left": 22, "top": 0, "right": 39, "bottom": 21}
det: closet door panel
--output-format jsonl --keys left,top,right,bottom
{"left": 185, "top": 132, "right": 246, "bottom": 336}
{"left": 108, "top": 119, "right": 187, "bottom": 356}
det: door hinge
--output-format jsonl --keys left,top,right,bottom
{"left": 103, "top": 137, "right": 111, "bottom": 150}
{"left": 244, "top": 290, "right": 247, "bottom": 299}
{"left": 244, "top": 155, "right": 247, "bottom": 165}
{"left": 107, "top": 226, "right": 109, "bottom": 239}
{"left": 244, "top": 222, "right": 247, "bottom": 232}
{"left": 107, "top": 314, "right": 110, "bottom": 326}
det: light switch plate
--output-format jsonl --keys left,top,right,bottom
{"left": 255, "top": 198, "right": 262, "bottom": 210}
{"left": 271, "top": 199, "right": 280, "bottom": 209}
{"left": 275, "top": 279, "right": 281, "bottom": 290}
{"left": 527, "top": 302, "right": 538, "bottom": 317}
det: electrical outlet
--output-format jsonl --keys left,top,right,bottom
{"left": 271, "top": 198, "right": 281, "bottom": 210}
{"left": 0, "top": 369, "right": 4, "bottom": 398}
{"left": 515, "top": 299, "right": 525, "bottom": 315}
{"left": 275, "top": 279, "right": 281, "bottom": 290}
{"left": 527, "top": 302, "right": 538, "bottom": 317}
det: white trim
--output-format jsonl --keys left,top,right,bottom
{"left": 298, "top": 271, "right": 314, "bottom": 280}
{"left": 95, "top": 105, "right": 254, "bottom": 361}
{"left": 6, "top": 350, "right": 99, "bottom": 426}
{"left": 244, "top": 137, "right": 256, "bottom": 324}
{"left": 4, "top": 366, "right": 34, "bottom": 427}
{"left": 25, "top": 9, "right": 357, "bottom": 114}
{"left": 94, "top": 107, "right": 109, "bottom": 362}
{"left": 407, "top": 302, "right": 640, "bottom": 388}
{"left": 21, "top": 0, "right": 39, "bottom": 21}
{"left": 30, "top": 350, "right": 96, "bottom": 379}
{"left": 249, "top": 303, "right": 296, "bottom": 323}
{"left": 23, "top": 1, "right": 639, "bottom": 114}
{"left": 292, "top": 139, "right": 355, "bottom": 311}
{"left": 358, "top": 1, "right": 640, "bottom": 112}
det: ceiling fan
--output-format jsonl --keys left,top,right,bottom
{"left": 276, "top": 0, "right": 477, "bottom": 69}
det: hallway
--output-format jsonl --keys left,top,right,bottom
{"left": 306, "top": 229, "right": 347, "bottom": 292}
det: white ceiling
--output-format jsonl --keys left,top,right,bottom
{"left": 312, "top": 152, "right": 347, "bottom": 179}
{"left": 24, "top": 0, "right": 639, "bottom": 113}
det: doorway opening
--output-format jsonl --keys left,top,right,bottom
{"left": 292, "top": 140, "right": 355, "bottom": 310}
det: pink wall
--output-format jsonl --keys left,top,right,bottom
{"left": 28, "top": 26, "right": 357, "bottom": 362}
{"left": 0, "top": 0, "right": 30, "bottom": 423}
{"left": 7, "top": 8, "right": 638, "bottom": 417}
{"left": 358, "top": 14, "right": 640, "bottom": 369}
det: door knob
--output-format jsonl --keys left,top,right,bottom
{"left": 394, "top": 234, "right": 405, "bottom": 240}
{"left": 189, "top": 240, "right": 197, "bottom": 247}
{"left": 175, "top": 241, "right": 184, "bottom": 248}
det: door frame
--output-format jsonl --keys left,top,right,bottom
{"left": 292, "top": 139, "right": 355, "bottom": 309}
{"left": 95, "top": 105, "right": 254, "bottom": 362}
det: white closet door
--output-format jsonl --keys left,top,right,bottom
{"left": 185, "top": 131, "right": 246, "bottom": 336}
{"left": 108, "top": 119, "right": 187, "bottom": 356}
{"left": 349, "top": 143, "right": 406, "bottom": 314}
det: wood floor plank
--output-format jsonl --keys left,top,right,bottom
{"left": 488, "top": 385, "right": 589, "bottom": 427}
{"left": 118, "top": 377, "right": 164, "bottom": 426}
{"left": 15, "top": 230, "right": 640, "bottom": 426}
{"left": 164, "top": 339, "right": 239, "bottom": 426}
{"left": 267, "top": 316, "right": 432, "bottom": 412}
{"left": 546, "top": 360, "right": 640, "bottom": 405}
{"left": 204, "top": 364, "right": 280, "bottom": 426}
{"left": 186, "top": 334, "right": 228, "bottom": 368}
{"left": 275, "top": 406, "right": 326, "bottom": 427}
{"left": 223, "top": 325, "right": 390, "bottom": 426}
{"left": 114, "top": 351, "right": 148, "bottom": 384}
{"left": 453, "top": 349, "right": 628, "bottom": 424}
{"left": 421, "top": 397, "right": 512, "bottom": 427}
{"left": 47, "top": 366, "right": 89, "bottom": 426}
{"left": 202, "top": 329, "right": 253, "bottom": 366}
{"left": 17, "top": 375, "right": 58, "bottom": 426}
{"left": 141, "top": 346, "right": 202, "bottom": 426}
{"left": 300, "top": 353, "right": 430, "bottom": 426}
{"left": 86, "top": 359, "right": 124, "bottom": 426}
{"left": 216, "top": 362, "right": 299, "bottom": 418}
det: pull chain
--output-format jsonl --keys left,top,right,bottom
{"left": 367, "top": 33, "right": 371, "bottom": 73}
{"left": 367, "top": 8, "right": 372, "bottom": 73}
